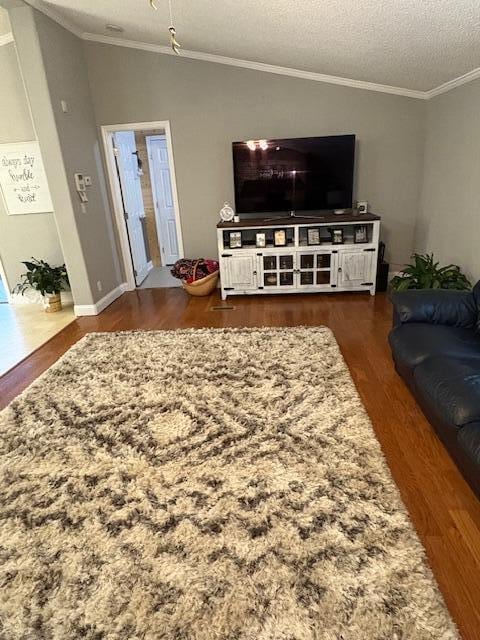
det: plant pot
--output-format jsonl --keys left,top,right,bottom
{"left": 44, "top": 292, "right": 62, "bottom": 313}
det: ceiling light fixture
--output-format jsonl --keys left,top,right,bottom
{"left": 168, "top": 0, "right": 181, "bottom": 54}
{"left": 259, "top": 139, "right": 268, "bottom": 150}
{"left": 246, "top": 140, "right": 256, "bottom": 150}
{"left": 148, "top": 0, "right": 181, "bottom": 55}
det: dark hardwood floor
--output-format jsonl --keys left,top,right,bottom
{"left": 1, "top": 288, "right": 479, "bottom": 638}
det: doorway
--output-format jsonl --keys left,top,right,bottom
{"left": 102, "top": 121, "right": 184, "bottom": 290}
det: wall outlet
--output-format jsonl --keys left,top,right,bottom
{"left": 96, "top": 280, "right": 103, "bottom": 293}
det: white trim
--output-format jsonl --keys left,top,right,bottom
{"left": 22, "top": 0, "right": 83, "bottom": 38}
{"left": 100, "top": 121, "right": 184, "bottom": 291}
{"left": 425, "top": 66, "right": 480, "bottom": 99}
{"left": 74, "top": 282, "right": 127, "bottom": 316}
{"left": 17, "top": 3, "right": 480, "bottom": 100}
{"left": 83, "top": 33, "right": 428, "bottom": 100}
{"left": 0, "top": 33, "right": 14, "bottom": 47}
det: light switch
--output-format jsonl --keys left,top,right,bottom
{"left": 84, "top": 176, "right": 92, "bottom": 186}
{"left": 60, "top": 100, "right": 69, "bottom": 113}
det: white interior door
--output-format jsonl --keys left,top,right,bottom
{"left": 113, "top": 131, "right": 149, "bottom": 285}
{"left": 147, "top": 135, "right": 180, "bottom": 265}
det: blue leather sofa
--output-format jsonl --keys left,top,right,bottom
{"left": 389, "top": 284, "right": 480, "bottom": 497}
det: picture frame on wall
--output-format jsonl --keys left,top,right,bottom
{"left": 229, "top": 231, "right": 242, "bottom": 248}
{"left": 354, "top": 225, "right": 368, "bottom": 243}
{"left": 0, "top": 141, "right": 54, "bottom": 215}
{"left": 256, "top": 232, "right": 266, "bottom": 248}
{"left": 274, "top": 229, "right": 287, "bottom": 247}
{"left": 307, "top": 228, "right": 320, "bottom": 245}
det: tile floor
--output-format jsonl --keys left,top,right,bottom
{"left": 0, "top": 302, "right": 75, "bottom": 376}
{"left": 138, "top": 266, "right": 181, "bottom": 289}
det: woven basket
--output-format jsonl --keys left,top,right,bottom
{"left": 182, "top": 262, "right": 219, "bottom": 296}
{"left": 44, "top": 293, "right": 62, "bottom": 313}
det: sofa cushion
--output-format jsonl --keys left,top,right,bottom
{"left": 391, "top": 289, "right": 477, "bottom": 328}
{"left": 413, "top": 357, "right": 480, "bottom": 428}
{"left": 457, "top": 422, "right": 480, "bottom": 467}
{"left": 389, "top": 324, "right": 480, "bottom": 376}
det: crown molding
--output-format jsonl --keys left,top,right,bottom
{"left": 13, "top": 2, "right": 480, "bottom": 101}
{"left": 82, "top": 33, "right": 429, "bottom": 100}
{"left": 22, "top": 0, "right": 83, "bottom": 38}
{"left": 425, "top": 65, "right": 480, "bottom": 99}
{"left": 0, "top": 32, "right": 14, "bottom": 46}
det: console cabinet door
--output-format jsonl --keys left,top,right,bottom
{"left": 222, "top": 253, "right": 258, "bottom": 290}
{"left": 337, "top": 249, "right": 374, "bottom": 288}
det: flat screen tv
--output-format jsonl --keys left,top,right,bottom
{"left": 232, "top": 134, "right": 355, "bottom": 216}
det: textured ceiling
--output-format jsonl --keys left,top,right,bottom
{"left": 35, "top": 0, "right": 480, "bottom": 91}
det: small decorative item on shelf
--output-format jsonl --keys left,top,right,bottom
{"left": 274, "top": 229, "right": 287, "bottom": 246}
{"left": 307, "top": 228, "right": 320, "bottom": 245}
{"left": 229, "top": 231, "right": 242, "bottom": 248}
{"left": 356, "top": 201, "right": 368, "bottom": 214}
{"left": 354, "top": 225, "right": 368, "bottom": 243}
{"left": 14, "top": 257, "right": 69, "bottom": 313}
{"left": 331, "top": 228, "right": 344, "bottom": 244}
{"left": 219, "top": 201, "right": 235, "bottom": 222}
{"left": 256, "top": 232, "right": 266, "bottom": 248}
{"left": 170, "top": 258, "right": 219, "bottom": 296}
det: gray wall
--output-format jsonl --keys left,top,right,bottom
{"left": 33, "top": 11, "right": 121, "bottom": 299}
{"left": 416, "top": 79, "right": 480, "bottom": 282}
{"left": 0, "top": 40, "right": 63, "bottom": 292}
{"left": 84, "top": 43, "right": 426, "bottom": 267}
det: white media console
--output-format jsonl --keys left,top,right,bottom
{"left": 217, "top": 213, "right": 380, "bottom": 300}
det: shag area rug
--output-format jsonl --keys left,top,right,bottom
{"left": 0, "top": 328, "right": 459, "bottom": 640}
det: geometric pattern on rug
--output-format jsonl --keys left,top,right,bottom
{"left": 0, "top": 328, "right": 459, "bottom": 639}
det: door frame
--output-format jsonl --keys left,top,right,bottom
{"left": 100, "top": 120, "right": 184, "bottom": 290}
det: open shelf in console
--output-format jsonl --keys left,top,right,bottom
{"left": 298, "top": 222, "right": 374, "bottom": 247}
{"left": 222, "top": 227, "right": 295, "bottom": 250}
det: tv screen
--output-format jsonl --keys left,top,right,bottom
{"left": 232, "top": 135, "right": 355, "bottom": 215}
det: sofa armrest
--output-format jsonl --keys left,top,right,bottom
{"left": 390, "top": 289, "right": 477, "bottom": 328}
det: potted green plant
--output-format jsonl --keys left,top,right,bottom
{"left": 390, "top": 253, "right": 471, "bottom": 291}
{"left": 14, "top": 258, "right": 69, "bottom": 313}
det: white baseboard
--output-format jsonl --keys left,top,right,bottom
{"left": 74, "top": 283, "right": 127, "bottom": 316}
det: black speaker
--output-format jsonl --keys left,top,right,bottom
{"left": 376, "top": 261, "right": 389, "bottom": 292}
{"left": 378, "top": 241, "right": 386, "bottom": 264}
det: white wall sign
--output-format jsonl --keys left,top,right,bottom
{"left": 0, "top": 141, "right": 53, "bottom": 215}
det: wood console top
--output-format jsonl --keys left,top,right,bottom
{"left": 217, "top": 212, "right": 380, "bottom": 228}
